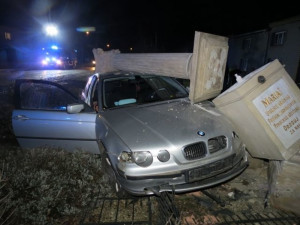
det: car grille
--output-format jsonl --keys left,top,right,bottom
{"left": 183, "top": 142, "right": 207, "bottom": 160}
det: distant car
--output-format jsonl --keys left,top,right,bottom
{"left": 40, "top": 46, "right": 77, "bottom": 69}
{"left": 12, "top": 72, "right": 248, "bottom": 196}
{"left": 41, "top": 56, "right": 77, "bottom": 69}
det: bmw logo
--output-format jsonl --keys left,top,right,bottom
{"left": 197, "top": 131, "right": 205, "bottom": 136}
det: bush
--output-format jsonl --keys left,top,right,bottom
{"left": 0, "top": 146, "right": 112, "bottom": 225}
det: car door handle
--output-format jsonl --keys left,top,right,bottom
{"left": 14, "top": 115, "right": 29, "bottom": 120}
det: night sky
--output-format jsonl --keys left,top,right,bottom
{"left": 1, "top": 0, "right": 299, "bottom": 52}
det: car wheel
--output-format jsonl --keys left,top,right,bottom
{"left": 101, "top": 153, "right": 130, "bottom": 198}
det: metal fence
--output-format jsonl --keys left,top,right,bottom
{"left": 80, "top": 197, "right": 152, "bottom": 225}
{"left": 80, "top": 192, "right": 300, "bottom": 225}
{"left": 80, "top": 192, "right": 180, "bottom": 225}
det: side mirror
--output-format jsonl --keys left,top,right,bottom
{"left": 67, "top": 103, "right": 84, "bottom": 114}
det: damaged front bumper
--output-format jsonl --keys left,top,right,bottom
{"left": 117, "top": 150, "right": 249, "bottom": 196}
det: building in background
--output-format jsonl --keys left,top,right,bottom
{"left": 0, "top": 26, "right": 19, "bottom": 68}
{"left": 267, "top": 17, "right": 300, "bottom": 82}
{"left": 227, "top": 30, "right": 268, "bottom": 76}
{"left": 0, "top": 26, "right": 38, "bottom": 68}
{"left": 227, "top": 16, "right": 300, "bottom": 85}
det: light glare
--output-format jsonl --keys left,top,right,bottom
{"left": 51, "top": 45, "right": 58, "bottom": 50}
{"left": 45, "top": 25, "right": 58, "bottom": 36}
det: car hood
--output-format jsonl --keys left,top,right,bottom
{"left": 101, "top": 99, "right": 233, "bottom": 152}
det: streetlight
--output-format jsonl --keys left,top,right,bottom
{"left": 45, "top": 24, "right": 58, "bottom": 36}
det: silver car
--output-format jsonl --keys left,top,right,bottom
{"left": 12, "top": 72, "right": 248, "bottom": 196}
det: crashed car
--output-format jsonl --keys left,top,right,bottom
{"left": 12, "top": 72, "right": 248, "bottom": 196}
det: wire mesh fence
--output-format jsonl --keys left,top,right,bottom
{"left": 80, "top": 192, "right": 300, "bottom": 225}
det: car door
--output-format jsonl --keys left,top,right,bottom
{"left": 12, "top": 79, "right": 99, "bottom": 154}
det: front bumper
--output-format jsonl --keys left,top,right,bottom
{"left": 117, "top": 151, "right": 248, "bottom": 196}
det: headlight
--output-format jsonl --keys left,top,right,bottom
{"left": 208, "top": 135, "right": 227, "bottom": 153}
{"left": 119, "top": 151, "right": 133, "bottom": 163}
{"left": 118, "top": 151, "right": 153, "bottom": 167}
{"left": 157, "top": 150, "right": 170, "bottom": 162}
{"left": 56, "top": 59, "right": 62, "bottom": 65}
{"left": 132, "top": 151, "right": 153, "bottom": 167}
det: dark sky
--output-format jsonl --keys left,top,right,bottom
{"left": 1, "top": 0, "right": 299, "bottom": 52}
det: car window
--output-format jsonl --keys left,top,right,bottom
{"left": 19, "top": 82, "right": 78, "bottom": 111}
{"left": 102, "top": 75, "right": 188, "bottom": 109}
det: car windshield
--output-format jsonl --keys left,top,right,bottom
{"left": 102, "top": 75, "right": 188, "bottom": 109}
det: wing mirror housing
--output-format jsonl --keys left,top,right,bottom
{"left": 67, "top": 103, "right": 85, "bottom": 114}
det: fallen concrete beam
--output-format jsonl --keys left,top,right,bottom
{"left": 112, "top": 53, "right": 192, "bottom": 79}
{"left": 92, "top": 31, "right": 228, "bottom": 103}
{"left": 92, "top": 48, "right": 192, "bottom": 79}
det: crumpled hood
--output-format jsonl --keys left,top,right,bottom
{"left": 101, "top": 99, "right": 233, "bottom": 152}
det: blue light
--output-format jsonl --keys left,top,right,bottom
{"left": 57, "top": 106, "right": 66, "bottom": 110}
{"left": 76, "top": 27, "right": 96, "bottom": 32}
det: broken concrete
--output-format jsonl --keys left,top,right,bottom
{"left": 213, "top": 59, "right": 300, "bottom": 161}
{"left": 213, "top": 59, "right": 300, "bottom": 216}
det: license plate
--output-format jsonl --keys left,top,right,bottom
{"left": 187, "top": 154, "right": 234, "bottom": 182}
